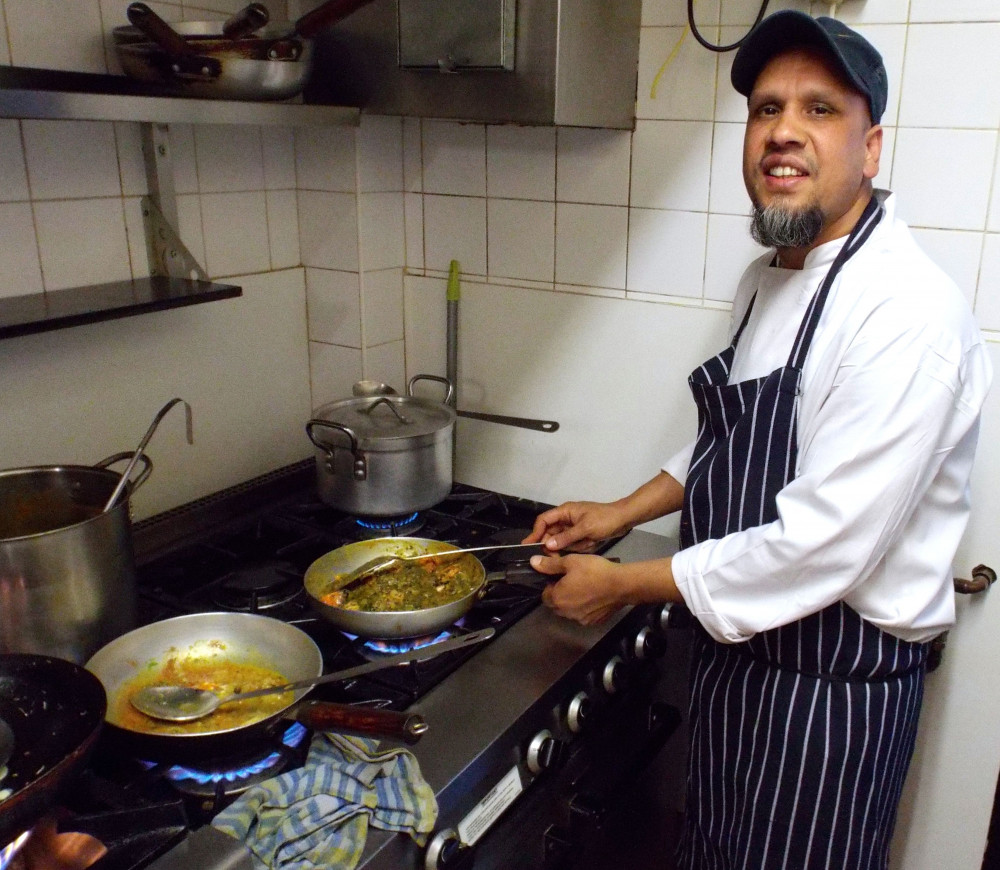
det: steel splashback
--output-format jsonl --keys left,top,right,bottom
{"left": 303, "top": 0, "right": 643, "bottom": 129}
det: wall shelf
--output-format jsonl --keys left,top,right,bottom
{"left": 0, "top": 64, "right": 355, "bottom": 339}
{"left": 0, "top": 277, "right": 242, "bottom": 340}
{"left": 0, "top": 65, "right": 360, "bottom": 126}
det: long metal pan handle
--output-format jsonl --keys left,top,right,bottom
{"left": 292, "top": 0, "right": 379, "bottom": 39}
{"left": 233, "top": 627, "right": 495, "bottom": 701}
{"left": 456, "top": 409, "right": 559, "bottom": 432}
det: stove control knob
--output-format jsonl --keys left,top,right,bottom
{"left": 633, "top": 625, "right": 667, "bottom": 660}
{"left": 566, "top": 691, "right": 592, "bottom": 733}
{"left": 527, "top": 728, "right": 564, "bottom": 774}
{"left": 659, "top": 601, "right": 693, "bottom": 630}
{"left": 602, "top": 655, "right": 625, "bottom": 694}
{"left": 425, "top": 828, "right": 463, "bottom": 869}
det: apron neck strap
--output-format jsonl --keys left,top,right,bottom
{"left": 786, "top": 195, "right": 883, "bottom": 369}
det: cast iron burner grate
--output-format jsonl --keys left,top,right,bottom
{"left": 209, "top": 558, "right": 304, "bottom": 611}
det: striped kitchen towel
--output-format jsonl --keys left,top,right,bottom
{"left": 211, "top": 732, "right": 438, "bottom": 870}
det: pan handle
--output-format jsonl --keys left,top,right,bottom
{"left": 456, "top": 409, "right": 559, "bottom": 433}
{"left": 95, "top": 451, "right": 154, "bottom": 494}
{"left": 293, "top": 0, "right": 379, "bottom": 39}
{"left": 125, "top": 3, "right": 224, "bottom": 79}
{"left": 222, "top": 2, "right": 270, "bottom": 39}
{"left": 292, "top": 701, "right": 428, "bottom": 745}
{"left": 126, "top": 3, "right": 197, "bottom": 55}
{"left": 407, "top": 373, "right": 455, "bottom": 405}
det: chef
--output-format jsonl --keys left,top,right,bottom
{"left": 524, "top": 11, "right": 992, "bottom": 869}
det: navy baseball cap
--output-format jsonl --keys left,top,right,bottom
{"left": 731, "top": 11, "right": 888, "bottom": 123}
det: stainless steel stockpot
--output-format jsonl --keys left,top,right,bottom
{"left": 306, "top": 375, "right": 456, "bottom": 517}
{"left": 0, "top": 454, "right": 151, "bottom": 664}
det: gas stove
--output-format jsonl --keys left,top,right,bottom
{"left": 38, "top": 461, "right": 690, "bottom": 870}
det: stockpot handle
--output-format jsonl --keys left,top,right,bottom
{"left": 95, "top": 452, "right": 154, "bottom": 494}
{"left": 306, "top": 419, "right": 367, "bottom": 480}
{"left": 407, "top": 373, "right": 454, "bottom": 405}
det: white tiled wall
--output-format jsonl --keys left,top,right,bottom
{"left": 397, "top": 2, "right": 999, "bottom": 331}
{"left": 1, "top": 3, "right": 1000, "bottom": 863}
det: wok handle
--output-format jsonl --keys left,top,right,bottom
{"left": 292, "top": 701, "right": 428, "bottom": 745}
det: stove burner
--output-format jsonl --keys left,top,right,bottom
{"left": 210, "top": 559, "right": 303, "bottom": 611}
{"left": 338, "top": 512, "right": 425, "bottom": 539}
{"left": 145, "top": 723, "right": 309, "bottom": 798}
{"left": 363, "top": 630, "right": 454, "bottom": 656}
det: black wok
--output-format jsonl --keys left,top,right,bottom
{"left": 113, "top": 0, "right": 378, "bottom": 101}
{"left": 305, "top": 537, "right": 525, "bottom": 639}
{"left": 0, "top": 655, "right": 106, "bottom": 849}
{"left": 85, "top": 612, "right": 425, "bottom": 763}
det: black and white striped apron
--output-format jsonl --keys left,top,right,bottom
{"left": 675, "top": 197, "right": 930, "bottom": 870}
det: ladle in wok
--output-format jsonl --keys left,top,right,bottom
{"left": 130, "top": 626, "right": 494, "bottom": 722}
{"left": 336, "top": 542, "right": 547, "bottom": 592}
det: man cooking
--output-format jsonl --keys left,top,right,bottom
{"left": 523, "top": 10, "right": 992, "bottom": 869}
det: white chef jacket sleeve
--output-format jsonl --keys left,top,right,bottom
{"left": 670, "top": 300, "right": 989, "bottom": 644}
{"left": 661, "top": 440, "right": 695, "bottom": 485}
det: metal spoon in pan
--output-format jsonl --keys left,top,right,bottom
{"left": 336, "top": 542, "right": 549, "bottom": 592}
{"left": 130, "top": 626, "right": 494, "bottom": 722}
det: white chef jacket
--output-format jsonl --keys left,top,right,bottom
{"left": 664, "top": 190, "right": 992, "bottom": 644}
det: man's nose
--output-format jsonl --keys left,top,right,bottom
{"left": 767, "top": 109, "right": 805, "bottom": 146}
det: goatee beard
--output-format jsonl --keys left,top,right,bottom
{"left": 750, "top": 203, "right": 824, "bottom": 249}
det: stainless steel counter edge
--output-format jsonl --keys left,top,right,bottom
{"left": 356, "top": 526, "right": 678, "bottom": 866}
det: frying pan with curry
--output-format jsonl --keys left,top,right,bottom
{"left": 85, "top": 612, "right": 425, "bottom": 762}
{"left": 304, "top": 537, "right": 545, "bottom": 639}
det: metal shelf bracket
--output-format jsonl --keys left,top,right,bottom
{"left": 140, "top": 122, "right": 208, "bottom": 281}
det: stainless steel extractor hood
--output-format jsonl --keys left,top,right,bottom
{"left": 303, "top": 0, "right": 642, "bottom": 129}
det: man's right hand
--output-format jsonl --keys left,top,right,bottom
{"left": 522, "top": 501, "right": 630, "bottom": 553}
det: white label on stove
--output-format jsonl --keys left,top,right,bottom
{"left": 457, "top": 766, "right": 524, "bottom": 846}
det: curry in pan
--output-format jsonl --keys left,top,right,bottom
{"left": 321, "top": 551, "right": 482, "bottom": 612}
{"left": 111, "top": 651, "right": 290, "bottom": 736}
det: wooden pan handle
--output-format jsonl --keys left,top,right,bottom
{"left": 292, "top": 700, "right": 428, "bottom": 745}
{"left": 126, "top": 3, "right": 196, "bottom": 55}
